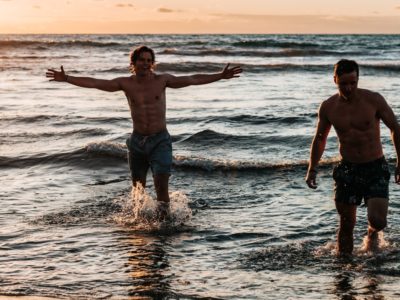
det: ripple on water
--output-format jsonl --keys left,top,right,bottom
{"left": 241, "top": 236, "right": 400, "bottom": 276}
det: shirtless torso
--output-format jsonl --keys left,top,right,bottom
{"left": 321, "top": 88, "right": 384, "bottom": 163}
{"left": 305, "top": 62, "right": 400, "bottom": 256}
{"left": 119, "top": 74, "right": 168, "bottom": 135}
{"left": 308, "top": 69, "right": 399, "bottom": 170}
{"left": 46, "top": 48, "right": 242, "bottom": 211}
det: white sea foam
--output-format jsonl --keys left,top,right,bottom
{"left": 113, "top": 184, "right": 192, "bottom": 231}
{"left": 85, "top": 141, "right": 127, "bottom": 158}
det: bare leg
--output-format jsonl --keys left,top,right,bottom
{"left": 335, "top": 201, "right": 357, "bottom": 256}
{"left": 366, "top": 197, "right": 388, "bottom": 252}
{"left": 132, "top": 176, "right": 146, "bottom": 189}
{"left": 154, "top": 174, "right": 170, "bottom": 203}
{"left": 127, "top": 147, "right": 148, "bottom": 189}
{"left": 154, "top": 174, "right": 170, "bottom": 220}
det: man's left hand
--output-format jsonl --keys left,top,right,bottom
{"left": 221, "top": 63, "right": 242, "bottom": 79}
{"left": 395, "top": 165, "right": 400, "bottom": 184}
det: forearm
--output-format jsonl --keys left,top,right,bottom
{"left": 391, "top": 127, "right": 400, "bottom": 165}
{"left": 308, "top": 137, "right": 326, "bottom": 171}
{"left": 65, "top": 75, "right": 120, "bottom": 92}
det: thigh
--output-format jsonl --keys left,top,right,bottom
{"left": 333, "top": 162, "right": 362, "bottom": 205}
{"left": 127, "top": 137, "right": 149, "bottom": 181}
{"left": 149, "top": 134, "right": 172, "bottom": 176}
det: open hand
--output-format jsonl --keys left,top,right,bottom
{"left": 221, "top": 63, "right": 242, "bottom": 79}
{"left": 395, "top": 165, "right": 400, "bottom": 184}
{"left": 46, "top": 65, "right": 67, "bottom": 82}
{"left": 306, "top": 170, "right": 318, "bottom": 189}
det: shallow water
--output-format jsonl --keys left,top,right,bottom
{"left": 1, "top": 34, "right": 400, "bottom": 299}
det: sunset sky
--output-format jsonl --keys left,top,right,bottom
{"left": 1, "top": 0, "right": 400, "bottom": 34}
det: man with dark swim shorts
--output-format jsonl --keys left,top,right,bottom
{"left": 305, "top": 59, "right": 400, "bottom": 256}
{"left": 46, "top": 46, "right": 242, "bottom": 220}
{"left": 333, "top": 157, "right": 390, "bottom": 206}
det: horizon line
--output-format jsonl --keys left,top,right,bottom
{"left": 1, "top": 32, "right": 400, "bottom": 35}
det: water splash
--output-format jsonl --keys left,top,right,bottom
{"left": 243, "top": 236, "right": 400, "bottom": 274}
{"left": 313, "top": 240, "right": 337, "bottom": 257}
{"left": 358, "top": 231, "right": 390, "bottom": 255}
{"left": 113, "top": 184, "right": 192, "bottom": 231}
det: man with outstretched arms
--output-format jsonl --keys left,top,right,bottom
{"left": 47, "top": 45, "right": 242, "bottom": 219}
{"left": 305, "top": 59, "right": 400, "bottom": 256}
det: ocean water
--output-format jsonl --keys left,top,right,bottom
{"left": 1, "top": 34, "right": 400, "bottom": 299}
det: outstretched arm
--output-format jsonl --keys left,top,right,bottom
{"left": 306, "top": 102, "right": 332, "bottom": 189}
{"left": 46, "top": 66, "right": 122, "bottom": 92}
{"left": 377, "top": 94, "right": 400, "bottom": 184}
{"left": 166, "top": 63, "right": 242, "bottom": 88}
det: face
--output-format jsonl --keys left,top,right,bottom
{"left": 334, "top": 71, "right": 358, "bottom": 100}
{"left": 133, "top": 51, "right": 154, "bottom": 76}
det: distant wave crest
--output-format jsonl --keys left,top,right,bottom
{"left": 0, "top": 39, "right": 123, "bottom": 49}
{"left": 232, "top": 39, "right": 320, "bottom": 48}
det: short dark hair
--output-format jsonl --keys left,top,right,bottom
{"left": 334, "top": 59, "right": 359, "bottom": 77}
{"left": 130, "top": 45, "right": 155, "bottom": 65}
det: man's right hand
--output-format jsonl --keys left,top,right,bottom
{"left": 46, "top": 65, "right": 67, "bottom": 82}
{"left": 306, "top": 170, "right": 318, "bottom": 189}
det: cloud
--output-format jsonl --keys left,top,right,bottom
{"left": 116, "top": 3, "right": 134, "bottom": 8}
{"left": 158, "top": 7, "right": 179, "bottom": 13}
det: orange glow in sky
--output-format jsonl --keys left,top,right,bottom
{"left": 0, "top": 0, "right": 400, "bottom": 34}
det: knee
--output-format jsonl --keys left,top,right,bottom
{"left": 368, "top": 216, "right": 387, "bottom": 231}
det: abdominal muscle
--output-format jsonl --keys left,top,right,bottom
{"left": 338, "top": 129, "right": 383, "bottom": 163}
{"left": 130, "top": 104, "right": 167, "bottom": 135}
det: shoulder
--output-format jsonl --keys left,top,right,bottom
{"left": 359, "top": 88, "right": 383, "bottom": 99}
{"left": 157, "top": 73, "right": 173, "bottom": 80}
{"left": 359, "top": 88, "right": 386, "bottom": 106}
{"left": 111, "top": 76, "right": 135, "bottom": 90}
{"left": 320, "top": 94, "right": 338, "bottom": 111}
{"left": 113, "top": 76, "right": 133, "bottom": 83}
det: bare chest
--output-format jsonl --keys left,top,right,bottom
{"left": 124, "top": 80, "right": 166, "bottom": 107}
{"left": 328, "top": 104, "right": 378, "bottom": 133}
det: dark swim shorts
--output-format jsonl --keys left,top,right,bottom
{"left": 332, "top": 157, "right": 390, "bottom": 205}
{"left": 126, "top": 130, "right": 172, "bottom": 180}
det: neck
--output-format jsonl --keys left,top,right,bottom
{"left": 340, "top": 89, "right": 358, "bottom": 102}
{"left": 136, "top": 72, "right": 153, "bottom": 80}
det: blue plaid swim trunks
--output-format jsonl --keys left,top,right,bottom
{"left": 126, "top": 130, "right": 172, "bottom": 180}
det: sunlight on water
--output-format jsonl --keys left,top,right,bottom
{"left": 113, "top": 184, "right": 192, "bottom": 230}
{"left": 2, "top": 34, "right": 400, "bottom": 299}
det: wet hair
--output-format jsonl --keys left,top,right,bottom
{"left": 129, "top": 45, "right": 155, "bottom": 73}
{"left": 334, "top": 59, "right": 359, "bottom": 77}
{"left": 130, "top": 45, "right": 155, "bottom": 65}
